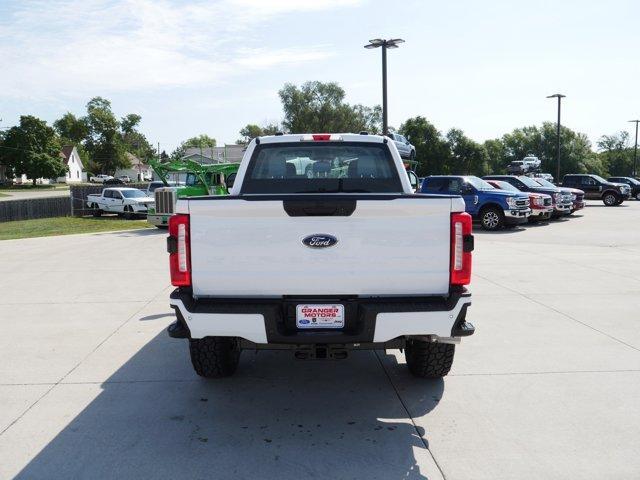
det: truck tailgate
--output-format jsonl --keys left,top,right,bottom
{"left": 188, "top": 197, "right": 454, "bottom": 297}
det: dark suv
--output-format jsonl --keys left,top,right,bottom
{"left": 562, "top": 174, "right": 631, "bottom": 206}
{"left": 608, "top": 177, "right": 640, "bottom": 200}
{"left": 483, "top": 175, "right": 573, "bottom": 217}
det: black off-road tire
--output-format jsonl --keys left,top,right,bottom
{"left": 189, "top": 336, "right": 241, "bottom": 378}
{"left": 480, "top": 206, "right": 504, "bottom": 231}
{"left": 405, "top": 340, "right": 455, "bottom": 378}
{"left": 124, "top": 205, "right": 134, "bottom": 219}
{"left": 91, "top": 203, "right": 102, "bottom": 217}
{"left": 602, "top": 192, "right": 619, "bottom": 206}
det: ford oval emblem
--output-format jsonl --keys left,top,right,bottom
{"left": 302, "top": 234, "right": 338, "bottom": 249}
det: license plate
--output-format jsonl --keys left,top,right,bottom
{"left": 296, "top": 304, "right": 344, "bottom": 329}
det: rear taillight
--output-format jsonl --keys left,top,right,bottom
{"left": 168, "top": 214, "right": 191, "bottom": 287}
{"left": 450, "top": 212, "right": 473, "bottom": 286}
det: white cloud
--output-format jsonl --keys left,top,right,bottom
{"left": 0, "top": 0, "right": 361, "bottom": 99}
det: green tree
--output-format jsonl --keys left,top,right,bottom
{"left": 399, "top": 116, "right": 450, "bottom": 176}
{"left": 53, "top": 112, "right": 88, "bottom": 143}
{"left": 0, "top": 116, "right": 65, "bottom": 185}
{"left": 84, "top": 97, "right": 129, "bottom": 174}
{"left": 53, "top": 112, "right": 90, "bottom": 170}
{"left": 120, "top": 114, "right": 142, "bottom": 135}
{"left": 483, "top": 138, "right": 506, "bottom": 174}
{"left": 171, "top": 134, "right": 218, "bottom": 160}
{"left": 279, "top": 81, "right": 381, "bottom": 134}
{"left": 501, "top": 123, "right": 592, "bottom": 178}
{"left": 237, "top": 123, "right": 281, "bottom": 144}
{"left": 445, "top": 129, "right": 489, "bottom": 176}
{"left": 596, "top": 131, "right": 631, "bottom": 176}
{"left": 119, "top": 114, "right": 155, "bottom": 163}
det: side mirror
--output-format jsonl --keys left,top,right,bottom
{"left": 225, "top": 173, "right": 237, "bottom": 192}
{"left": 407, "top": 171, "right": 419, "bottom": 192}
{"left": 461, "top": 185, "right": 474, "bottom": 194}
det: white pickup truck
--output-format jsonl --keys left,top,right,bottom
{"left": 87, "top": 187, "right": 154, "bottom": 218}
{"left": 166, "top": 133, "right": 475, "bottom": 379}
{"left": 89, "top": 174, "right": 114, "bottom": 183}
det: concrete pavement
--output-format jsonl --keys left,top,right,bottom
{"left": 1, "top": 200, "right": 639, "bottom": 479}
{"left": 0, "top": 189, "right": 70, "bottom": 201}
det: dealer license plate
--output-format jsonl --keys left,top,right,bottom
{"left": 296, "top": 304, "right": 344, "bottom": 329}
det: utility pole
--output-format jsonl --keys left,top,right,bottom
{"left": 546, "top": 94, "right": 566, "bottom": 181}
{"left": 364, "top": 38, "right": 405, "bottom": 136}
{"left": 628, "top": 120, "right": 639, "bottom": 177}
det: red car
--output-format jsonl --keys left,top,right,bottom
{"left": 487, "top": 180, "right": 554, "bottom": 222}
{"left": 533, "top": 177, "right": 585, "bottom": 213}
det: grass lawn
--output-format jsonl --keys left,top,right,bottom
{"left": 0, "top": 192, "right": 9, "bottom": 197}
{"left": 0, "top": 216, "right": 154, "bottom": 240}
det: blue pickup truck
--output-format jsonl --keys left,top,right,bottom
{"left": 421, "top": 175, "right": 531, "bottom": 230}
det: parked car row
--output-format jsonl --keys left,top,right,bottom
{"left": 89, "top": 174, "right": 132, "bottom": 184}
{"left": 420, "top": 174, "right": 587, "bottom": 231}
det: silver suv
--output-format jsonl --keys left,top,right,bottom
{"left": 387, "top": 133, "right": 416, "bottom": 160}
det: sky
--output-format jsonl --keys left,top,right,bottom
{"left": 1, "top": 0, "right": 639, "bottom": 153}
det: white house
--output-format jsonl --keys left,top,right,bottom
{"left": 57, "top": 145, "right": 84, "bottom": 183}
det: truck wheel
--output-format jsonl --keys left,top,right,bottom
{"left": 124, "top": 205, "right": 134, "bottom": 219}
{"left": 189, "top": 337, "right": 241, "bottom": 378}
{"left": 405, "top": 340, "right": 455, "bottom": 378}
{"left": 91, "top": 204, "right": 102, "bottom": 217}
{"left": 602, "top": 192, "right": 619, "bottom": 206}
{"left": 480, "top": 206, "right": 504, "bottom": 231}
{"left": 636, "top": 192, "right": 640, "bottom": 201}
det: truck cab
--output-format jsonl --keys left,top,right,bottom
{"left": 421, "top": 175, "right": 530, "bottom": 230}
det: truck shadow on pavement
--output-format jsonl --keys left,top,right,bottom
{"left": 16, "top": 329, "right": 445, "bottom": 480}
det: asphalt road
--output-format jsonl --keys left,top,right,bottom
{"left": 1, "top": 200, "right": 639, "bottom": 479}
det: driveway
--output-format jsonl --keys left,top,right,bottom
{"left": 1, "top": 201, "right": 639, "bottom": 479}
{"left": 0, "top": 189, "right": 70, "bottom": 201}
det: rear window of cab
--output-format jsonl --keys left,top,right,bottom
{"left": 241, "top": 142, "right": 403, "bottom": 194}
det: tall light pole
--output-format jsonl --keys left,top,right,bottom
{"left": 628, "top": 120, "right": 639, "bottom": 177}
{"left": 364, "top": 38, "right": 405, "bottom": 136}
{"left": 546, "top": 93, "right": 566, "bottom": 181}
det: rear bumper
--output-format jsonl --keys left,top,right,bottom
{"left": 169, "top": 288, "right": 473, "bottom": 345}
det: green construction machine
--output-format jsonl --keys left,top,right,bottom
{"left": 146, "top": 158, "right": 240, "bottom": 228}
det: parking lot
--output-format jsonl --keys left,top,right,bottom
{"left": 1, "top": 200, "right": 639, "bottom": 479}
